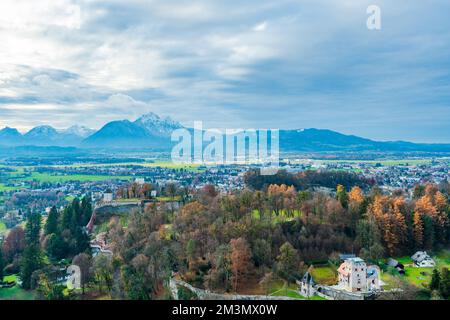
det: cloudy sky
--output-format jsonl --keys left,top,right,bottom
{"left": 0, "top": 0, "right": 449, "bottom": 142}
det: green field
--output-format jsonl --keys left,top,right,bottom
{"left": 0, "top": 160, "right": 204, "bottom": 190}
{"left": 0, "top": 183, "right": 23, "bottom": 192}
{"left": 395, "top": 256, "right": 414, "bottom": 265}
{"left": 19, "top": 172, "right": 134, "bottom": 183}
{"left": 403, "top": 267, "right": 433, "bottom": 288}
{"left": 51, "top": 160, "right": 203, "bottom": 172}
{"left": 0, "top": 275, "right": 36, "bottom": 300}
{"left": 309, "top": 265, "right": 337, "bottom": 285}
{"left": 382, "top": 251, "right": 450, "bottom": 289}
{"left": 268, "top": 280, "right": 326, "bottom": 300}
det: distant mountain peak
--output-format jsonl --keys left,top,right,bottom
{"left": 1, "top": 126, "right": 21, "bottom": 134}
{"left": 62, "top": 125, "right": 95, "bottom": 138}
{"left": 137, "top": 112, "right": 161, "bottom": 122}
{"left": 25, "top": 125, "right": 58, "bottom": 137}
{"left": 0, "top": 127, "right": 23, "bottom": 145}
{"left": 134, "top": 111, "right": 182, "bottom": 137}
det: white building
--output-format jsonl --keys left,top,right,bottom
{"left": 103, "top": 192, "right": 113, "bottom": 202}
{"left": 299, "top": 271, "right": 317, "bottom": 298}
{"left": 135, "top": 178, "right": 145, "bottom": 185}
{"left": 337, "top": 257, "right": 381, "bottom": 293}
{"left": 411, "top": 251, "right": 436, "bottom": 267}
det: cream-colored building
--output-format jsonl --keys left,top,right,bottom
{"left": 337, "top": 257, "right": 381, "bottom": 293}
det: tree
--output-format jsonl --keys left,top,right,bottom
{"left": 252, "top": 239, "right": 271, "bottom": 267}
{"left": 430, "top": 269, "right": 441, "bottom": 291}
{"left": 413, "top": 185, "right": 425, "bottom": 199}
{"left": 205, "top": 244, "right": 231, "bottom": 291}
{"left": 20, "top": 213, "right": 43, "bottom": 289}
{"left": 230, "top": 238, "right": 252, "bottom": 292}
{"left": 72, "top": 253, "right": 92, "bottom": 295}
{"left": 439, "top": 268, "right": 450, "bottom": 299}
{"left": 2, "top": 226, "right": 25, "bottom": 263}
{"left": 349, "top": 186, "right": 364, "bottom": 204}
{"left": 92, "top": 254, "right": 113, "bottom": 293}
{"left": 0, "top": 245, "right": 4, "bottom": 280}
{"left": 336, "top": 184, "right": 349, "bottom": 209}
{"left": 413, "top": 212, "right": 424, "bottom": 249}
{"left": 186, "top": 239, "right": 197, "bottom": 270}
{"left": 165, "top": 183, "right": 178, "bottom": 200}
{"left": 81, "top": 196, "right": 93, "bottom": 225}
{"left": 259, "top": 272, "right": 274, "bottom": 295}
{"left": 46, "top": 233, "right": 67, "bottom": 260}
{"left": 36, "top": 271, "right": 65, "bottom": 300}
{"left": 276, "top": 242, "right": 299, "bottom": 282}
{"left": 25, "top": 212, "right": 41, "bottom": 245}
{"left": 45, "top": 206, "right": 59, "bottom": 235}
{"left": 356, "top": 218, "right": 384, "bottom": 260}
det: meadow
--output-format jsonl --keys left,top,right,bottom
{"left": 0, "top": 275, "right": 36, "bottom": 300}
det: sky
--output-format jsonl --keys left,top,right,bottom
{"left": 0, "top": 0, "right": 450, "bottom": 143}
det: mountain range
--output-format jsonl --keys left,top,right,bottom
{"left": 1, "top": 112, "right": 450, "bottom": 153}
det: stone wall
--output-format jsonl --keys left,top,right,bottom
{"left": 170, "top": 278, "right": 298, "bottom": 300}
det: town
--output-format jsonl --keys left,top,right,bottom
{"left": 1, "top": 154, "right": 450, "bottom": 301}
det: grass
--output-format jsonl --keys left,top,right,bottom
{"left": 0, "top": 183, "right": 23, "bottom": 192}
{"left": 251, "top": 209, "right": 301, "bottom": 224}
{"left": 435, "top": 250, "right": 450, "bottom": 267}
{"left": 0, "top": 221, "right": 6, "bottom": 233}
{"left": 96, "top": 215, "right": 128, "bottom": 234}
{"left": 268, "top": 280, "right": 304, "bottom": 300}
{"left": 0, "top": 275, "right": 36, "bottom": 300}
{"left": 395, "top": 256, "right": 414, "bottom": 265}
{"left": 115, "top": 198, "right": 141, "bottom": 202}
{"left": 380, "top": 270, "right": 399, "bottom": 291}
{"left": 51, "top": 160, "right": 203, "bottom": 172}
{"left": 384, "top": 250, "right": 450, "bottom": 289}
{"left": 403, "top": 267, "right": 432, "bottom": 288}
{"left": 65, "top": 195, "right": 75, "bottom": 202}
{"left": 268, "top": 280, "right": 325, "bottom": 300}
{"left": 20, "top": 172, "right": 134, "bottom": 183}
{"left": 309, "top": 265, "right": 337, "bottom": 285}
{"left": 1, "top": 160, "right": 202, "bottom": 188}
{"left": 157, "top": 196, "right": 182, "bottom": 202}
{"left": 3, "top": 274, "right": 17, "bottom": 282}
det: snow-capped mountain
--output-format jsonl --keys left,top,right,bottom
{"left": 61, "top": 125, "right": 95, "bottom": 138}
{"left": 134, "top": 112, "right": 183, "bottom": 137}
{"left": 82, "top": 112, "right": 183, "bottom": 148}
{"left": 0, "top": 125, "right": 95, "bottom": 146}
{"left": 3, "top": 112, "right": 450, "bottom": 152}
{"left": 24, "top": 125, "right": 59, "bottom": 139}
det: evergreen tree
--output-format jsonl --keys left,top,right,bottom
{"left": 430, "top": 269, "right": 441, "bottom": 291}
{"left": 45, "top": 206, "right": 59, "bottom": 235}
{"left": 336, "top": 184, "right": 349, "bottom": 209}
{"left": 81, "top": 196, "right": 93, "bottom": 225}
{"left": 73, "top": 227, "right": 90, "bottom": 255}
{"left": 46, "top": 233, "right": 67, "bottom": 260}
{"left": 25, "top": 212, "right": 41, "bottom": 245}
{"left": 440, "top": 268, "right": 450, "bottom": 299}
{"left": 20, "top": 213, "right": 43, "bottom": 289}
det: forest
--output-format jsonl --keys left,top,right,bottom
{"left": 1, "top": 173, "right": 450, "bottom": 300}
